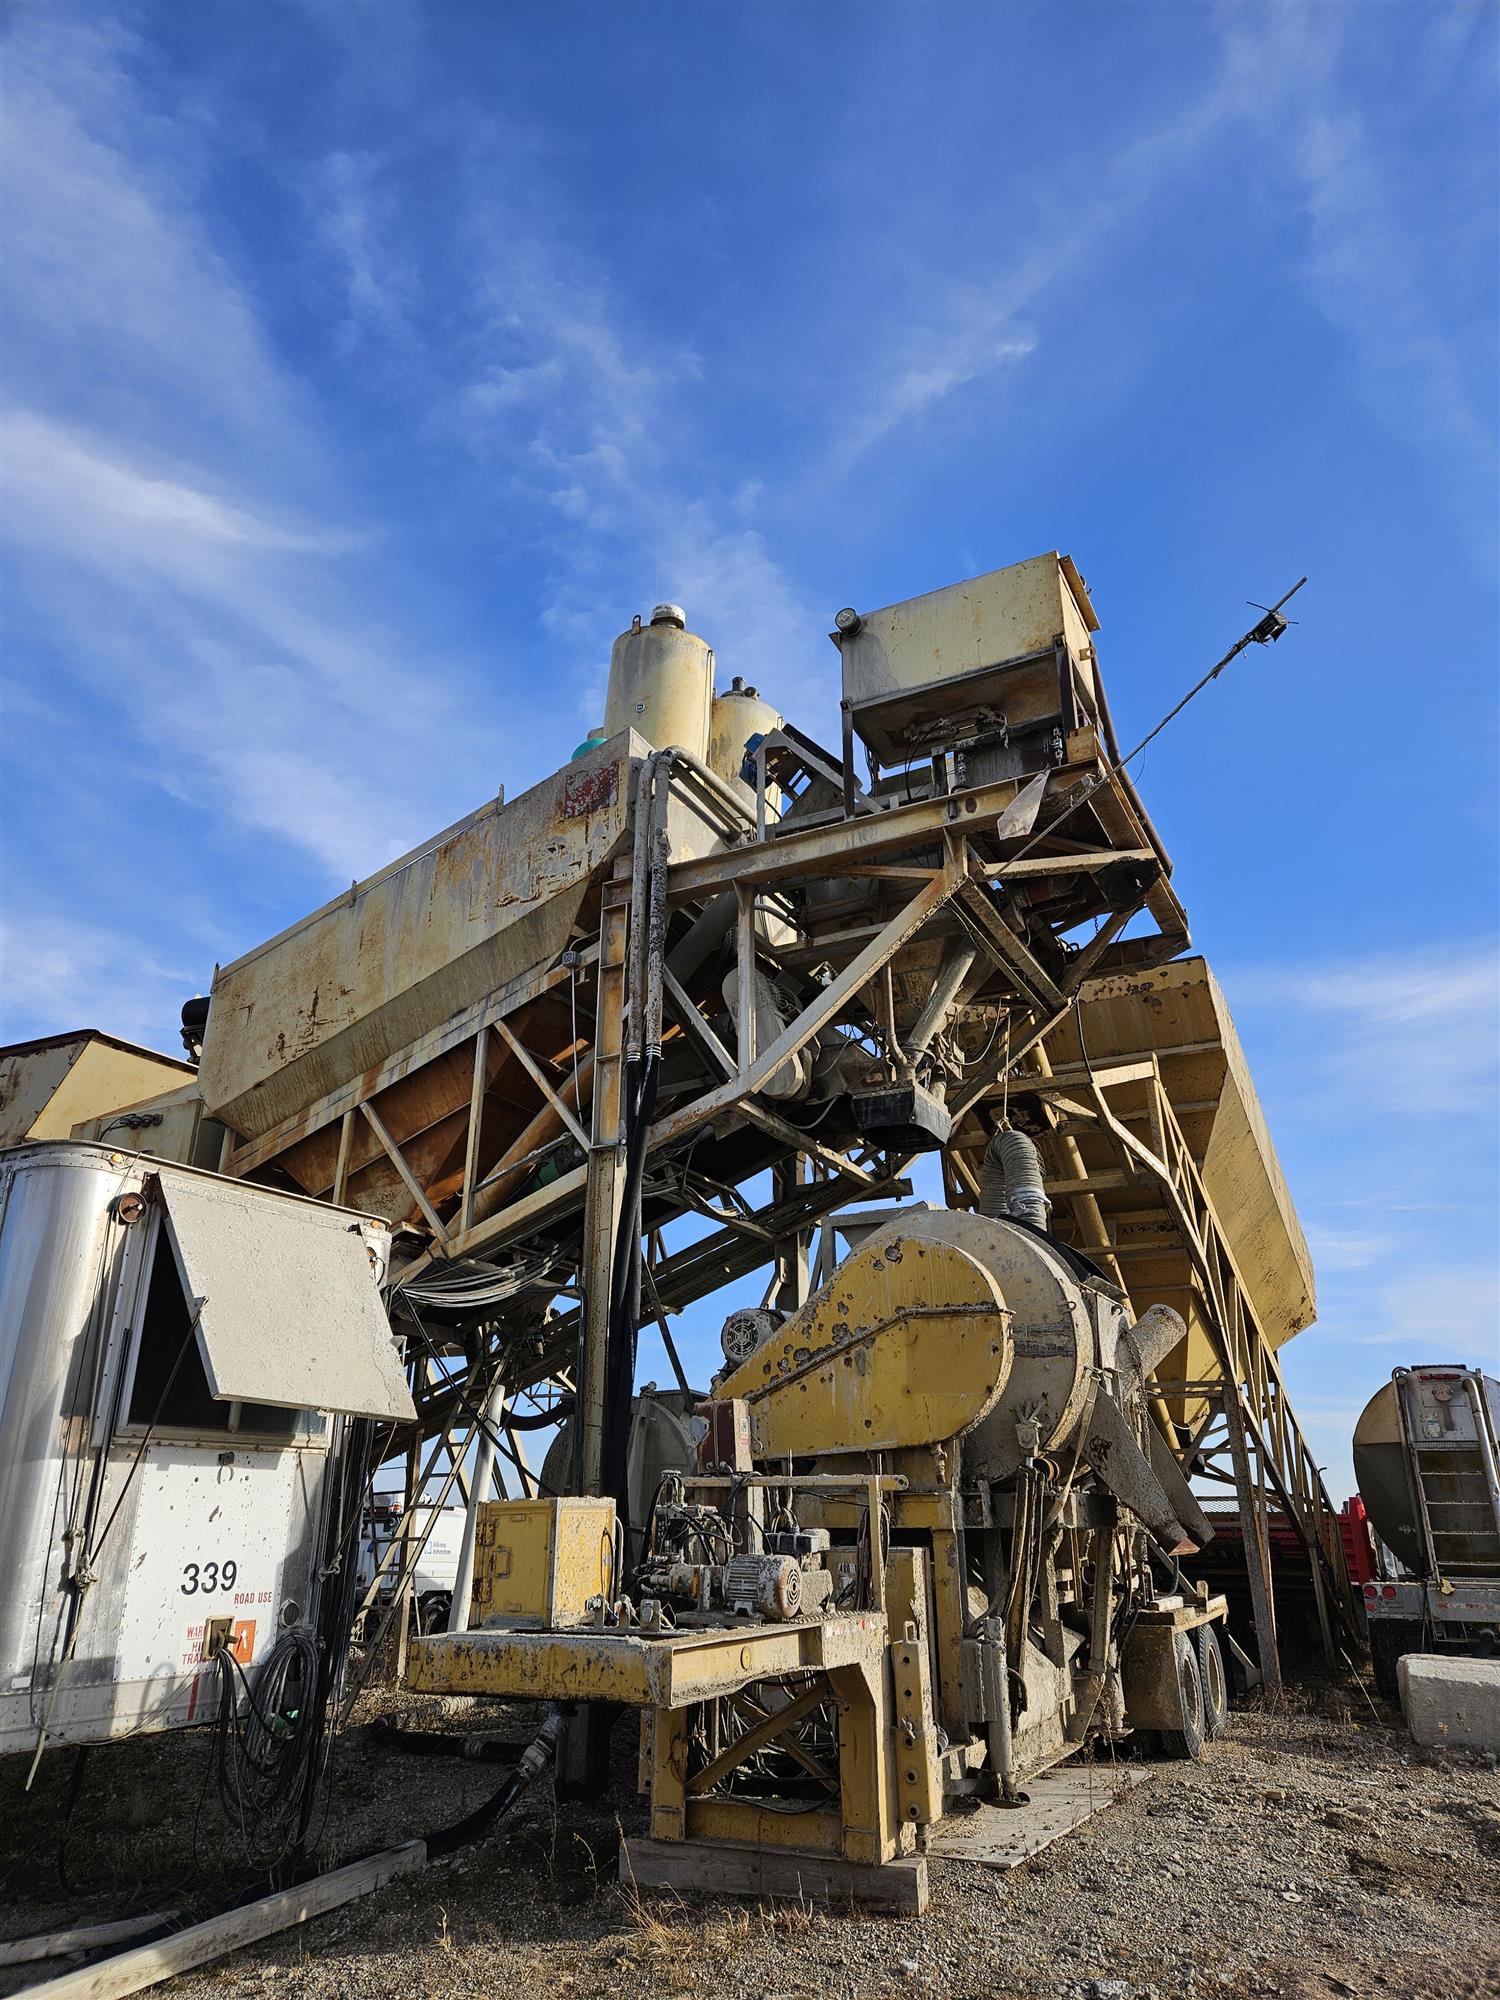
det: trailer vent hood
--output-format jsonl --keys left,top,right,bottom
{"left": 157, "top": 1174, "right": 415, "bottom": 1422}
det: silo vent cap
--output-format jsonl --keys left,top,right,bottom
{"left": 651, "top": 603, "right": 686, "bottom": 629}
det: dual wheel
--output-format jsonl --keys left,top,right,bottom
{"left": 1159, "top": 1624, "right": 1228, "bottom": 1760}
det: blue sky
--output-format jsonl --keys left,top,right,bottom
{"left": 2, "top": 1, "right": 1496, "bottom": 1497}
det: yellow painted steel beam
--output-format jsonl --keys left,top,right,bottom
{"left": 407, "top": 1612, "right": 889, "bottom": 1710}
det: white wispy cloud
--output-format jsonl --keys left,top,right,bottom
{"left": 2, "top": 411, "right": 453, "bottom": 878}
{"left": 809, "top": 0, "right": 1495, "bottom": 555}
{"left": 1226, "top": 939, "right": 1497, "bottom": 1476}
{"left": 827, "top": 321, "right": 1038, "bottom": 476}
{"left": 0, "top": 14, "right": 309, "bottom": 477}
{"left": 817, "top": 21, "right": 1285, "bottom": 480}
{"left": 304, "top": 149, "right": 417, "bottom": 347}
{"left": 1303, "top": 1223, "right": 1385, "bottom": 1275}
{"left": 0, "top": 911, "right": 195, "bottom": 1054}
{"left": 1224, "top": 948, "right": 1499, "bottom": 1119}
{"left": 657, "top": 510, "right": 825, "bottom": 703}
{"left": 441, "top": 142, "right": 827, "bottom": 726}
{"left": 0, "top": 17, "right": 520, "bottom": 891}
{"left": 457, "top": 194, "right": 697, "bottom": 532}
{"left": 3, "top": 411, "right": 358, "bottom": 558}
{"left": 1355, "top": 1266, "right": 1500, "bottom": 1355}
{"left": 1219, "top": 3, "right": 1498, "bottom": 577}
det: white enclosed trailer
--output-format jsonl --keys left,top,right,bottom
{"left": 355, "top": 1501, "right": 467, "bottom": 1626}
{"left": 0, "top": 1140, "right": 414, "bottom": 1757}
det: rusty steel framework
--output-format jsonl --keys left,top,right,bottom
{"left": 214, "top": 610, "right": 1357, "bottom": 1691}
{"left": 1009, "top": 1057, "right": 1353, "bottom": 1685}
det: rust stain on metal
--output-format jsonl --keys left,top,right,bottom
{"left": 560, "top": 760, "right": 619, "bottom": 821}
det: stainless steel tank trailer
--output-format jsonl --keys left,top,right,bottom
{"left": 0, "top": 1140, "right": 413, "bottom": 1859}
{"left": 1354, "top": 1364, "right": 1500, "bottom": 1699}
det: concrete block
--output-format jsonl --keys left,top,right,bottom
{"left": 1398, "top": 1652, "right": 1500, "bottom": 1751}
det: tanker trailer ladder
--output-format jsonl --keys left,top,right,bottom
{"left": 1050, "top": 1020, "right": 1359, "bottom": 1687}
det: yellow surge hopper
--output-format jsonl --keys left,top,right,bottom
{"left": 1038, "top": 955, "right": 1313, "bottom": 1425}
{"left": 194, "top": 730, "right": 736, "bottom": 1225}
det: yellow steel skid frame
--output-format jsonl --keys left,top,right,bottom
{"left": 409, "top": 1544, "right": 945, "bottom": 1901}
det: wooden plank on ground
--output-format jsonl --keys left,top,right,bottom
{"left": 923, "top": 1763, "right": 1151, "bottom": 1869}
{"left": 0, "top": 1916, "right": 178, "bottom": 1970}
{"left": 19, "top": 1843, "right": 427, "bottom": 1999}
{"left": 620, "top": 1836, "right": 928, "bottom": 1913}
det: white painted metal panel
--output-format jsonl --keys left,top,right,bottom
{"left": 117, "top": 1442, "right": 304, "bottom": 1686}
{"left": 158, "top": 1175, "right": 414, "bottom": 1420}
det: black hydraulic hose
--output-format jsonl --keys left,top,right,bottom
{"left": 600, "top": 747, "right": 670, "bottom": 1522}
{"left": 36, "top": 1700, "right": 562, "bottom": 1982}
{"left": 505, "top": 1394, "right": 574, "bottom": 1431}
{"left": 602, "top": 1053, "right": 641, "bottom": 1503}
{"left": 369, "top": 1713, "right": 523, "bottom": 1763}
{"left": 292, "top": 1416, "right": 381, "bottom": 1858}
{"left": 423, "top": 1707, "right": 564, "bottom": 1858}
{"left": 602, "top": 1051, "right": 658, "bottom": 1519}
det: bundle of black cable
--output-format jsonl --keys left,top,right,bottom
{"left": 210, "top": 1628, "right": 323, "bottom": 1871}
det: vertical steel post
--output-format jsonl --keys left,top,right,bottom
{"left": 735, "top": 882, "right": 756, "bottom": 1073}
{"left": 395, "top": 1432, "right": 419, "bottom": 1681}
{"left": 1223, "top": 1382, "right": 1281, "bottom": 1693}
{"left": 460, "top": 1025, "right": 488, "bottom": 1236}
{"left": 578, "top": 860, "right": 631, "bottom": 1498}
{"left": 332, "top": 1109, "right": 354, "bottom": 1205}
{"left": 562, "top": 858, "right": 629, "bottom": 1801}
{"left": 771, "top": 1157, "right": 811, "bottom": 1312}
{"left": 447, "top": 1377, "right": 504, "bottom": 1635}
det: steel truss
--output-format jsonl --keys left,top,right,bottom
{"left": 219, "top": 710, "right": 1348, "bottom": 1685}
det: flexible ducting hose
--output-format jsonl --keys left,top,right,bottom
{"left": 980, "top": 1125, "right": 1052, "bottom": 1230}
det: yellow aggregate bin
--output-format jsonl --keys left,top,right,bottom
{"left": 472, "top": 1498, "right": 617, "bottom": 1628}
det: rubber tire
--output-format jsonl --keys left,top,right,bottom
{"left": 416, "top": 1591, "right": 452, "bottom": 1636}
{"left": 1160, "top": 1631, "right": 1207, "bottom": 1760}
{"left": 1369, "top": 1617, "right": 1422, "bottom": 1704}
{"left": 1197, "top": 1624, "right": 1229, "bottom": 1741}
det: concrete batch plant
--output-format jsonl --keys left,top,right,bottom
{"left": 0, "top": 552, "right": 1355, "bottom": 1912}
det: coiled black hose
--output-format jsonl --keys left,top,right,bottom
{"left": 210, "top": 1629, "right": 322, "bottom": 1870}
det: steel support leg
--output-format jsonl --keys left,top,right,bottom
{"left": 446, "top": 1378, "right": 504, "bottom": 1635}
{"left": 771, "top": 1156, "right": 811, "bottom": 1312}
{"left": 578, "top": 862, "right": 630, "bottom": 1497}
{"left": 1223, "top": 1383, "right": 1281, "bottom": 1694}
{"left": 561, "top": 859, "right": 630, "bottom": 1799}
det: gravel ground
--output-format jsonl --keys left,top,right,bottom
{"left": 2, "top": 1679, "right": 1496, "bottom": 2000}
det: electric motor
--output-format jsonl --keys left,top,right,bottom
{"left": 720, "top": 1306, "right": 781, "bottom": 1367}
{"left": 721, "top": 1553, "right": 802, "bottom": 1620}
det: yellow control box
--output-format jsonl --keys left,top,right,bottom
{"left": 471, "top": 1497, "right": 617, "bottom": 1628}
